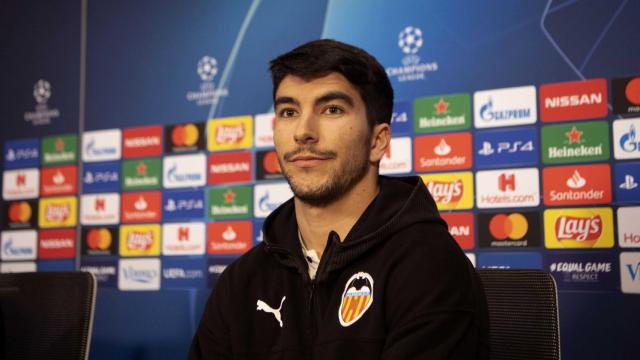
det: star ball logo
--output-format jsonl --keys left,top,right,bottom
{"left": 385, "top": 26, "right": 438, "bottom": 82}
{"left": 197, "top": 56, "right": 218, "bottom": 81}
{"left": 478, "top": 211, "right": 540, "bottom": 248}
{"left": 186, "top": 55, "right": 229, "bottom": 106}
{"left": 24, "top": 79, "right": 60, "bottom": 126}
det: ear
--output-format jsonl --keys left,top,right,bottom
{"left": 369, "top": 123, "right": 391, "bottom": 163}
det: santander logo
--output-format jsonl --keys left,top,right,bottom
{"left": 555, "top": 215, "right": 602, "bottom": 242}
{"left": 566, "top": 170, "right": 586, "bottom": 189}
{"left": 433, "top": 139, "right": 452, "bottom": 156}
{"left": 426, "top": 180, "right": 463, "bottom": 204}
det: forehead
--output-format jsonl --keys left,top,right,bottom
{"left": 275, "top": 72, "right": 362, "bottom": 102}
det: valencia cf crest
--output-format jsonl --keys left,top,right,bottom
{"left": 338, "top": 272, "right": 374, "bottom": 327}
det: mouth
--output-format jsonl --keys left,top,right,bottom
{"left": 289, "top": 155, "right": 331, "bottom": 168}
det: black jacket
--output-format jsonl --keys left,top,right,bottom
{"left": 189, "top": 176, "right": 489, "bottom": 359}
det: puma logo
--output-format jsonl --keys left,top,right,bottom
{"left": 256, "top": 296, "right": 286, "bottom": 328}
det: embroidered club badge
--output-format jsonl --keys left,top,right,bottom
{"left": 338, "top": 272, "right": 373, "bottom": 327}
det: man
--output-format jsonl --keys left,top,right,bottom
{"left": 189, "top": 39, "right": 489, "bottom": 359}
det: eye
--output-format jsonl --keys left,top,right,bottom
{"left": 323, "top": 105, "right": 344, "bottom": 115}
{"left": 278, "top": 108, "right": 297, "bottom": 118}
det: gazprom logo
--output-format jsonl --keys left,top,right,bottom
{"left": 2, "top": 239, "right": 34, "bottom": 257}
{"left": 258, "top": 191, "right": 280, "bottom": 213}
{"left": 163, "top": 154, "right": 206, "bottom": 188}
{"left": 82, "top": 129, "right": 122, "bottom": 162}
{"left": 85, "top": 139, "right": 117, "bottom": 156}
{"left": 474, "top": 86, "right": 537, "bottom": 128}
{"left": 479, "top": 98, "right": 531, "bottom": 121}
{"left": 167, "top": 164, "right": 202, "bottom": 183}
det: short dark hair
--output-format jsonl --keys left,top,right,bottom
{"left": 269, "top": 39, "right": 394, "bottom": 127}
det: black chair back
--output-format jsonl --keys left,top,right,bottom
{"left": 478, "top": 269, "right": 560, "bottom": 360}
{"left": 0, "top": 271, "right": 96, "bottom": 360}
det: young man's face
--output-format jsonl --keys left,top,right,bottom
{"left": 273, "top": 72, "right": 374, "bottom": 206}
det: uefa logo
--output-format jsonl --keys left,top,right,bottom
{"left": 398, "top": 26, "right": 423, "bottom": 55}
{"left": 33, "top": 79, "right": 51, "bottom": 104}
{"left": 197, "top": 56, "right": 218, "bottom": 82}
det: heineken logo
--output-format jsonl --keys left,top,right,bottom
{"left": 542, "top": 121, "right": 609, "bottom": 164}
{"left": 414, "top": 93, "right": 471, "bottom": 133}
{"left": 208, "top": 186, "right": 251, "bottom": 219}
{"left": 42, "top": 134, "right": 77, "bottom": 165}
{"left": 122, "top": 159, "right": 161, "bottom": 190}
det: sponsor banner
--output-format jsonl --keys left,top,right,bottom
{"left": 476, "top": 168, "right": 540, "bottom": 208}
{"left": 478, "top": 211, "right": 541, "bottom": 248}
{"left": 612, "top": 75, "right": 640, "bottom": 116}
{"left": 208, "top": 151, "right": 253, "bottom": 184}
{"left": 474, "top": 127, "right": 538, "bottom": 168}
{"left": 2, "top": 200, "right": 37, "bottom": 229}
{"left": 254, "top": 182, "right": 293, "bottom": 218}
{"left": 80, "top": 258, "right": 118, "bottom": 287}
{"left": 546, "top": 253, "right": 617, "bottom": 291}
{"left": 207, "top": 221, "right": 252, "bottom": 254}
{"left": 620, "top": 252, "right": 640, "bottom": 294}
{"left": 122, "top": 125, "right": 163, "bottom": 158}
{"left": 465, "top": 253, "right": 476, "bottom": 267}
{"left": 420, "top": 172, "right": 474, "bottom": 210}
{"left": 543, "top": 164, "right": 612, "bottom": 206}
{"left": 118, "top": 258, "right": 161, "bottom": 291}
{"left": 540, "top": 78, "right": 608, "bottom": 122}
{"left": 541, "top": 121, "right": 610, "bottom": 164}
{"left": 80, "top": 193, "right": 120, "bottom": 225}
{"left": 478, "top": 251, "right": 542, "bottom": 269}
{"left": 207, "top": 257, "right": 235, "bottom": 288}
{"left": 391, "top": 100, "right": 412, "bottom": 134}
{"left": 207, "top": 116, "right": 253, "bottom": 151}
{"left": 41, "top": 134, "right": 78, "bottom": 166}
{"left": 618, "top": 207, "right": 640, "bottom": 248}
{"left": 162, "top": 222, "right": 206, "bottom": 255}
{"left": 81, "top": 226, "right": 118, "bottom": 256}
{"left": 255, "top": 150, "right": 284, "bottom": 181}
{"left": 164, "top": 122, "right": 205, "bottom": 153}
{"left": 614, "top": 162, "right": 640, "bottom": 203}
{"left": 254, "top": 113, "right": 275, "bottom": 148}
{"left": 441, "top": 212, "right": 474, "bottom": 249}
{"left": 121, "top": 158, "right": 162, "bottom": 190}
{"left": 414, "top": 132, "right": 472, "bottom": 172}
{"left": 163, "top": 153, "right": 206, "bottom": 189}
{"left": 38, "top": 196, "right": 77, "bottom": 228}
{"left": 413, "top": 93, "right": 471, "bottom": 133}
{"left": 82, "top": 129, "right": 122, "bottom": 162}
{"left": 40, "top": 165, "right": 77, "bottom": 196}
{"left": 613, "top": 118, "right": 640, "bottom": 160}
{"left": 162, "top": 258, "right": 206, "bottom": 288}
{"left": 1, "top": 229, "right": 37, "bottom": 260}
{"left": 1, "top": 261, "right": 37, "bottom": 273}
{"left": 380, "top": 137, "right": 412, "bottom": 175}
{"left": 474, "top": 86, "right": 537, "bottom": 128}
{"left": 2, "top": 168, "right": 39, "bottom": 200}
{"left": 82, "top": 162, "right": 120, "bottom": 193}
{"left": 208, "top": 185, "right": 252, "bottom": 219}
{"left": 162, "top": 189, "right": 205, "bottom": 221}
{"left": 253, "top": 219, "right": 265, "bottom": 244}
{"left": 121, "top": 191, "right": 162, "bottom": 223}
{"left": 38, "top": 260, "right": 75, "bottom": 272}
{"left": 38, "top": 229, "right": 75, "bottom": 259}
{"left": 119, "top": 224, "right": 161, "bottom": 256}
{"left": 3, "top": 138, "right": 39, "bottom": 169}
{"left": 544, "top": 207, "right": 614, "bottom": 249}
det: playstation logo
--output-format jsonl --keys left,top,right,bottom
{"left": 620, "top": 174, "right": 639, "bottom": 190}
{"left": 478, "top": 141, "right": 494, "bottom": 156}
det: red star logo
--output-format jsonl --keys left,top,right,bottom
{"left": 434, "top": 98, "right": 449, "bottom": 114}
{"left": 223, "top": 189, "right": 236, "bottom": 204}
{"left": 136, "top": 162, "right": 147, "bottom": 175}
{"left": 565, "top": 126, "right": 583, "bottom": 144}
{"left": 55, "top": 138, "right": 64, "bottom": 152}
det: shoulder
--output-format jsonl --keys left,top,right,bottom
{"left": 217, "top": 243, "right": 276, "bottom": 284}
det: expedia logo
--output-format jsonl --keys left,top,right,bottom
{"left": 338, "top": 272, "right": 374, "bottom": 327}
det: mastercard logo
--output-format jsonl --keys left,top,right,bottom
{"left": 87, "top": 228, "right": 112, "bottom": 250}
{"left": 489, "top": 213, "right": 528, "bottom": 240}
{"left": 262, "top": 151, "right": 281, "bottom": 174}
{"left": 171, "top": 123, "right": 199, "bottom": 147}
{"left": 626, "top": 77, "right": 640, "bottom": 104}
{"left": 8, "top": 201, "right": 32, "bottom": 223}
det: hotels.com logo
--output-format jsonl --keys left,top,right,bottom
{"left": 555, "top": 215, "right": 602, "bottom": 242}
{"left": 426, "top": 180, "right": 463, "bottom": 205}
{"left": 498, "top": 173, "right": 515, "bottom": 192}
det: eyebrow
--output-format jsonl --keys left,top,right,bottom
{"left": 273, "top": 91, "right": 355, "bottom": 109}
{"left": 274, "top": 96, "right": 298, "bottom": 108}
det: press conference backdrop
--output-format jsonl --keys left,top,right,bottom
{"left": 1, "top": 0, "right": 639, "bottom": 358}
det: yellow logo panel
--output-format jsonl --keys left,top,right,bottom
{"left": 544, "top": 207, "right": 613, "bottom": 249}
{"left": 119, "top": 224, "right": 161, "bottom": 256}
{"left": 420, "top": 172, "right": 474, "bottom": 210}
{"left": 207, "top": 116, "right": 253, "bottom": 151}
{"left": 38, "top": 196, "right": 77, "bottom": 228}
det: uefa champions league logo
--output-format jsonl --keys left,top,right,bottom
{"left": 33, "top": 79, "right": 51, "bottom": 104}
{"left": 398, "top": 26, "right": 423, "bottom": 55}
{"left": 197, "top": 56, "right": 218, "bottom": 82}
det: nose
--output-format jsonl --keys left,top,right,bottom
{"left": 293, "top": 112, "right": 318, "bottom": 145}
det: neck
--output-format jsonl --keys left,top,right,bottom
{"left": 295, "top": 169, "right": 380, "bottom": 258}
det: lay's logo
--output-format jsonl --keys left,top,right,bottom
{"left": 38, "top": 197, "right": 77, "bottom": 228}
{"left": 119, "top": 224, "right": 161, "bottom": 256}
{"left": 207, "top": 116, "right": 253, "bottom": 151}
{"left": 544, "top": 208, "right": 613, "bottom": 248}
{"left": 420, "top": 172, "right": 474, "bottom": 210}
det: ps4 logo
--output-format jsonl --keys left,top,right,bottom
{"left": 391, "top": 111, "right": 409, "bottom": 124}
{"left": 164, "top": 198, "right": 204, "bottom": 212}
{"left": 478, "top": 140, "right": 534, "bottom": 156}
{"left": 84, "top": 171, "right": 118, "bottom": 184}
